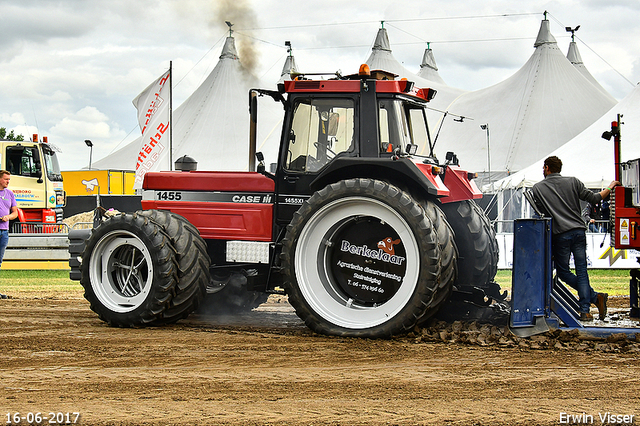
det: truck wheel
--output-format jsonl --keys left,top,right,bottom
{"left": 439, "top": 200, "right": 498, "bottom": 288}
{"left": 80, "top": 212, "right": 178, "bottom": 327}
{"left": 137, "top": 210, "right": 210, "bottom": 324}
{"left": 281, "top": 178, "right": 446, "bottom": 338}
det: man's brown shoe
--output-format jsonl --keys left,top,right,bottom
{"left": 579, "top": 312, "right": 594, "bottom": 322}
{"left": 595, "top": 293, "right": 608, "bottom": 320}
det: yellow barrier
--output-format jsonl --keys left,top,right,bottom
{"left": 2, "top": 261, "right": 69, "bottom": 270}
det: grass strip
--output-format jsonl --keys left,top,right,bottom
{"left": 0, "top": 269, "right": 634, "bottom": 299}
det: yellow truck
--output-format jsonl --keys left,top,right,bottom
{"left": 1, "top": 135, "right": 65, "bottom": 232}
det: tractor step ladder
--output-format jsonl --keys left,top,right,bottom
{"left": 509, "top": 218, "right": 640, "bottom": 338}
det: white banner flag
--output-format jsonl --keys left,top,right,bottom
{"left": 132, "top": 69, "right": 171, "bottom": 189}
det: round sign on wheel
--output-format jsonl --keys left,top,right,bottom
{"left": 328, "top": 217, "right": 406, "bottom": 306}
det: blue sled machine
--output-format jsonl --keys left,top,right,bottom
{"left": 509, "top": 218, "right": 640, "bottom": 339}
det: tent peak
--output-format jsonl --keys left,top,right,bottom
{"left": 220, "top": 36, "right": 239, "bottom": 60}
{"left": 420, "top": 47, "right": 439, "bottom": 72}
{"left": 534, "top": 19, "right": 557, "bottom": 47}
{"left": 279, "top": 55, "right": 298, "bottom": 82}
{"left": 567, "top": 41, "right": 583, "bottom": 65}
{"left": 372, "top": 27, "right": 391, "bottom": 52}
{"left": 279, "top": 41, "right": 298, "bottom": 83}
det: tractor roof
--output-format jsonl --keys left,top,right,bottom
{"left": 282, "top": 64, "right": 437, "bottom": 103}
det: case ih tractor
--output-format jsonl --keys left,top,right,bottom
{"left": 69, "top": 66, "right": 499, "bottom": 338}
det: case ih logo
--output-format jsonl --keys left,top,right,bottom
{"left": 340, "top": 240, "right": 405, "bottom": 266}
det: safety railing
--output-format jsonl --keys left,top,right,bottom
{"left": 9, "top": 222, "right": 70, "bottom": 234}
{"left": 8, "top": 221, "right": 97, "bottom": 234}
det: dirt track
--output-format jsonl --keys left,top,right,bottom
{"left": 1, "top": 295, "right": 640, "bottom": 426}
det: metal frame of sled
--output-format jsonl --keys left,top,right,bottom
{"left": 509, "top": 218, "right": 640, "bottom": 339}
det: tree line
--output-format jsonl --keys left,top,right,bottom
{"left": 0, "top": 127, "right": 24, "bottom": 141}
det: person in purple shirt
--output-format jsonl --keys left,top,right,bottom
{"left": 0, "top": 170, "right": 18, "bottom": 299}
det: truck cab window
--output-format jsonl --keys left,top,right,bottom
{"left": 285, "top": 98, "right": 355, "bottom": 172}
{"left": 6, "top": 146, "right": 40, "bottom": 178}
{"left": 42, "top": 145, "right": 63, "bottom": 182}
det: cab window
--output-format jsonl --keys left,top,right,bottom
{"left": 378, "top": 99, "right": 410, "bottom": 154}
{"left": 285, "top": 98, "right": 355, "bottom": 172}
{"left": 6, "top": 146, "right": 40, "bottom": 178}
{"left": 379, "top": 99, "right": 430, "bottom": 155}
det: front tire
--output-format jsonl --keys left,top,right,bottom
{"left": 282, "top": 179, "right": 447, "bottom": 338}
{"left": 80, "top": 212, "right": 178, "bottom": 327}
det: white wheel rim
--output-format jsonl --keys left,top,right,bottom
{"left": 295, "top": 196, "right": 420, "bottom": 329}
{"left": 89, "top": 230, "right": 154, "bottom": 313}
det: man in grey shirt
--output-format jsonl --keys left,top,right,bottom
{"left": 532, "top": 156, "right": 619, "bottom": 321}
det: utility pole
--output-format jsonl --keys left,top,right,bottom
{"left": 481, "top": 124, "right": 491, "bottom": 190}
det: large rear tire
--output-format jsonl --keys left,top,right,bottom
{"left": 439, "top": 200, "right": 498, "bottom": 288}
{"left": 281, "top": 179, "right": 447, "bottom": 338}
{"left": 80, "top": 212, "right": 178, "bottom": 327}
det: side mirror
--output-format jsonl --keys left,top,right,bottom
{"left": 256, "top": 151, "right": 265, "bottom": 173}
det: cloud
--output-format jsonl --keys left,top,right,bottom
{"left": 0, "top": 2, "right": 94, "bottom": 61}
{"left": 0, "top": 0, "right": 639, "bottom": 172}
{"left": 0, "top": 112, "right": 28, "bottom": 127}
{"left": 49, "top": 106, "right": 114, "bottom": 139}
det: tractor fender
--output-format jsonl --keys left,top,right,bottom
{"left": 310, "top": 157, "right": 448, "bottom": 197}
{"left": 439, "top": 165, "right": 483, "bottom": 204}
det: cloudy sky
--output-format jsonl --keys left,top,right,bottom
{"left": 1, "top": 0, "right": 638, "bottom": 171}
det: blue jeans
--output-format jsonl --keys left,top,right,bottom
{"left": 0, "top": 230, "right": 8, "bottom": 268}
{"left": 553, "top": 228, "right": 597, "bottom": 313}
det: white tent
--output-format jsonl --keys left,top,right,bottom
{"left": 487, "top": 83, "right": 638, "bottom": 229}
{"left": 434, "top": 18, "right": 618, "bottom": 182}
{"left": 493, "top": 83, "right": 640, "bottom": 192}
{"left": 365, "top": 27, "right": 466, "bottom": 123}
{"left": 91, "top": 129, "right": 141, "bottom": 171}
{"left": 93, "top": 36, "right": 283, "bottom": 172}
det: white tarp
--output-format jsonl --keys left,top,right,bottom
{"left": 567, "top": 41, "right": 615, "bottom": 102}
{"left": 416, "top": 47, "right": 446, "bottom": 85}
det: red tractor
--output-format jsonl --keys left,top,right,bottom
{"left": 69, "top": 66, "right": 499, "bottom": 337}
{"left": 605, "top": 116, "right": 640, "bottom": 319}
